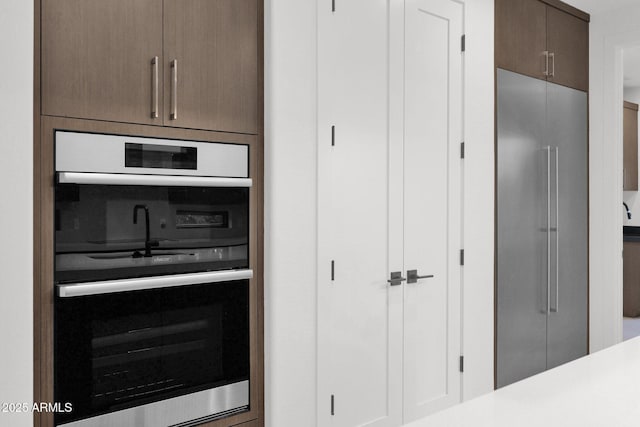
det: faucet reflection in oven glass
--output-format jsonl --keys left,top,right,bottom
{"left": 133, "top": 204, "right": 159, "bottom": 257}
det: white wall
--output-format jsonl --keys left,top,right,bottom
{"left": 462, "top": 0, "right": 495, "bottom": 400}
{"left": 264, "top": 0, "right": 318, "bottom": 425}
{"left": 586, "top": 5, "right": 640, "bottom": 352}
{"left": 265, "top": 1, "right": 495, "bottom": 426}
{"left": 0, "top": 1, "right": 33, "bottom": 426}
{"left": 623, "top": 86, "right": 640, "bottom": 225}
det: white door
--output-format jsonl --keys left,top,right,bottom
{"left": 317, "top": 0, "right": 403, "bottom": 426}
{"left": 318, "top": 0, "right": 463, "bottom": 425}
{"left": 402, "top": 0, "right": 463, "bottom": 421}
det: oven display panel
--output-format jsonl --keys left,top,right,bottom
{"left": 125, "top": 143, "right": 197, "bottom": 170}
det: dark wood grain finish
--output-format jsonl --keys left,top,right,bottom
{"left": 43, "top": 117, "right": 258, "bottom": 145}
{"left": 546, "top": 6, "right": 589, "bottom": 92}
{"left": 540, "top": 0, "right": 589, "bottom": 22}
{"left": 231, "top": 420, "right": 261, "bottom": 427}
{"left": 624, "top": 101, "right": 639, "bottom": 191}
{"left": 37, "top": 117, "right": 57, "bottom": 427}
{"left": 254, "top": 0, "right": 265, "bottom": 422}
{"left": 624, "top": 242, "right": 640, "bottom": 317}
{"left": 33, "top": 0, "right": 42, "bottom": 426}
{"left": 495, "top": 0, "right": 547, "bottom": 80}
{"left": 625, "top": 101, "right": 639, "bottom": 111}
{"left": 163, "top": 0, "right": 258, "bottom": 134}
{"left": 36, "top": 117, "right": 263, "bottom": 427}
{"left": 41, "top": 0, "right": 163, "bottom": 125}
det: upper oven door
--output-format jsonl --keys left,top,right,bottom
{"left": 54, "top": 132, "right": 251, "bottom": 284}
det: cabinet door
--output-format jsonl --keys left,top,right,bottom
{"left": 164, "top": 0, "right": 258, "bottom": 134}
{"left": 495, "top": 0, "right": 547, "bottom": 80}
{"left": 42, "top": 0, "right": 163, "bottom": 125}
{"left": 546, "top": 6, "right": 589, "bottom": 92}
{"left": 624, "top": 242, "right": 640, "bottom": 317}
{"left": 624, "top": 102, "right": 639, "bottom": 191}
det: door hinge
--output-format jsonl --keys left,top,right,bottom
{"left": 460, "top": 249, "right": 465, "bottom": 266}
{"left": 461, "top": 142, "right": 465, "bottom": 159}
{"left": 331, "top": 260, "right": 335, "bottom": 281}
{"left": 331, "top": 394, "right": 335, "bottom": 415}
{"left": 459, "top": 356, "right": 464, "bottom": 372}
{"left": 461, "top": 34, "right": 466, "bottom": 52}
{"left": 331, "top": 125, "right": 336, "bottom": 147}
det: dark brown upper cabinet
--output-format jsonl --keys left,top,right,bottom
{"left": 42, "top": 0, "right": 163, "bottom": 126}
{"left": 163, "top": 0, "right": 258, "bottom": 134}
{"left": 546, "top": 6, "right": 588, "bottom": 91}
{"left": 495, "top": 0, "right": 547, "bottom": 82}
{"left": 624, "top": 101, "right": 639, "bottom": 191}
{"left": 42, "top": 0, "right": 259, "bottom": 134}
{"left": 496, "top": 0, "right": 589, "bottom": 92}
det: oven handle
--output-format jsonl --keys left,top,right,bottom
{"left": 57, "top": 172, "right": 252, "bottom": 188}
{"left": 57, "top": 269, "right": 253, "bottom": 298}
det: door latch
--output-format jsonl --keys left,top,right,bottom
{"left": 387, "top": 271, "right": 406, "bottom": 286}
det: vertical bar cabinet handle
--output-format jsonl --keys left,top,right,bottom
{"left": 170, "top": 59, "right": 178, "bottom": 120}
{"left": 549, "top": 52, "right": 556, "bottom": 77}
{"left": 151, "top": 56, "right": 159, "bottom": 119}
{"left": 543, "top": 51, "right": 549, "bottom": 76}
{"left": 546, "top": 146, "right": 551, "bottom": 314}
{"left": 552, "top": 146, "right": 559, "bottom": 313}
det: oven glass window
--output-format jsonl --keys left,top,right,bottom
{"left": 54, "top": 280, "right": 250, "bottom": 425}
{"left": 55, "top": 185, "right": 249, "bottom": 283}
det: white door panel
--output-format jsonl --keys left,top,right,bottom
{"left": 402, "top": 0, "right": 463, "bottom": 421}
{"left": 317, "top": 0, "right": 402, "bottom": 426}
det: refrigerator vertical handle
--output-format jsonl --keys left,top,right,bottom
{"left": 546, "top": 146, "right": 552, "bottom": 314}
{"left": 552, "top": 147, "right": 559, "bottom": 313}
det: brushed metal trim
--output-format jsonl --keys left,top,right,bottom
{"left": 546, "top": 146, "right": 552, "bottom": 314}
{"left": 58, "top": 269, "right": 253, "bottom": 297}
{"left": 553, "top": 146, "right": 559, "bottom": 313}
{"left": 57, "top": 172, "right": 252, "bottom": 188}
{"left": 57, "top": 380, "right": 249, "bottom": 427}
{"left": 55, "top": 131, "right": 250, "bottom": 178}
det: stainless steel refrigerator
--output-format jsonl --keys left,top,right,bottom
{"left": 496, "top": 69, "right": 588, "bottom": 388}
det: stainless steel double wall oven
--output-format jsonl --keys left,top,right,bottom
{"left": 53, "top": 131, "right": 253, "bottom": 427}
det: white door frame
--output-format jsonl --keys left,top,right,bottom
{"left": 590, "top": 30, "right": 640, "bottom": 352}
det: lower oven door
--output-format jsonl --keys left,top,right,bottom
{"left": 54, "top": 276, "right": 250, "bottom": 427}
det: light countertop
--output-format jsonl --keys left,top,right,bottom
{"left": 407, "top": 337, "right": 640, "bottom": 427}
